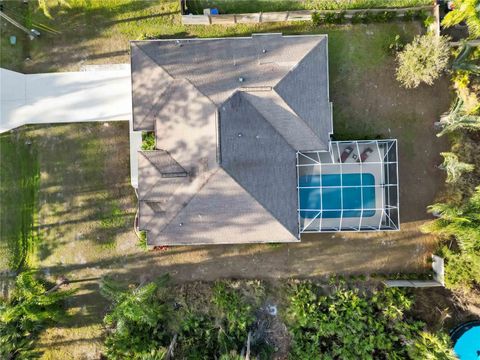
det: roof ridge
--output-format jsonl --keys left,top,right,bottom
{"left": 247, "top": 89, "right": 324, "bottom": 149}
{"left": 273, "top": 39, "right": 326, "bottom": 139}
{"left": 138, "top": 152, "right": 167, "bottom": 200}
{"left": 153, "top": 167, "right": 220, "bottom": 235}
{"left": 237, "top": 91, "right": 296, "bottom": 152}
{"left": 133, "top": 42, "right": 176, "bottom": 80}
{"left": 219, "top": 163, "right": 297, "bottom": 238}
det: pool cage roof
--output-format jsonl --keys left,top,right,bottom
{"left": 297, "top": 139, "right": 400, "bottom": 233}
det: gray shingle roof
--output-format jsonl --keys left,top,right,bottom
{"left": 219, "top": 92, "right": 299, "bottom": 236}
{"left": 274, "top": 38, "right": 332, "bottom": 145}
{"left": 131, "top": 34, "right": 332, "bottom": 245}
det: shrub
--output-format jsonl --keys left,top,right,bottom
{"left": 351, "top": 12, "right": 363, "bottom": 24}
{"left": 286, "top": 283, "right": 454, "bottom": 360}
{"left": 362, "top": 11, "right": 375, "bottom": 23}
{"left": 403, "top": 9, "right": 416, "bottom": 21}
{"left": 311, "top": 11, "right": 323, "bottom": 26}
{"left": 396, "top": 33, "right": 450, "bottom": 88}
{"left": 375, "top": 11, "right": 396, "bottom": 23}
{"left": 324, "top": 12, "right": 337, "bottom": 24}
{"left": 141, "top": 131, "right": 155, "bottom": 150}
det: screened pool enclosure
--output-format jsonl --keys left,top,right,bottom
{"left": 297, "top": 140, "right": 399, "bottom": 233}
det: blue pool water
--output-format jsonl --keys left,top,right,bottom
{"left": 453, "top": 323, "right": 480, "bottom": 360}
{"left": 299, "top": 173, "right": 376, "bottom": 219}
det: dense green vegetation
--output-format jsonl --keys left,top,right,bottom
{"left": 100, "top": 276, "right": 271, "bottom": 359}
{"left": 442, "top": 0, "right": 480, "bottom": 39}
{"left": 99, "top": 277, "right": 455, "bottom": 359}
{"left": 421, "top": 26, "right": 480, "bottom": 296}
{"left": 286, "top": 282, "right": 455, "bottom": 359}
{"left": 0, "top": 131, "right": 40, "bottom": 271}
{"left": 141, "top": 132, "right": 156, "bottom": 151}
{"left": 0, "top": 272, "right": 73, "bottom": 359}
{"left": 186, "top": 0, "right": 432, "bottom": 14}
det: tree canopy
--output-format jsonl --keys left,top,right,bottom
{"left": 396, "top": 34, "right": 450, "bottom": 88}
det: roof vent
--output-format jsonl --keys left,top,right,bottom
{"left": 262, "top": 48, "right": 267, "bottom": 53}
{"left": 179, "top": 222, "right": 184, "bottom": 227}
{"left": 238, "top": 77, "right": 244, "bottom": 83}
{"left": 238, "top": 133, "right": 243, "bottom": 138}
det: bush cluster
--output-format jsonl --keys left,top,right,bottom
{"left": 312, "top": 9, "right": 427, "bottom": 26}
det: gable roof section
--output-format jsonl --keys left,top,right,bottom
{"left": 150, "top": 168, "right": 299, "bottom": 245}
{"left": 219, "top": 92, "right": 299, "bottom": 236}
{"left": 274, "top": 37, "right": 332, "bottom": 146}
{"left": 153, "top": 78, "right": 218, "bottom": 171}
{"left": 132, "top": 34, "right": 325, "bottom": 106}
{"left": 131, "top": 43, "right": 173, "bottom": 131}
{"left": 138, "top": 150, "right": 189, "bottom": 203}
{"left": 241, "top": 91, "right": 327, "bottom": 151}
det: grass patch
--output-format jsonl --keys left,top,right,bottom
{"left": 186, "top": 0, "right": 432, "bottom": 14}
{"left": 0, "top": 130, "right": 40, "bottom": 271}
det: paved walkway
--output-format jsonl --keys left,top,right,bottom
{"left": 0, "top": 65, "right": 141, "bottom": 187}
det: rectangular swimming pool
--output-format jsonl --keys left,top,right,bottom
{"left": 299, "top": 173, "right": 376, "bottom": 219}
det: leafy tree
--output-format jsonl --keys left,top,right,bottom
{"left": 439, "top": 152, "right": 474, "bottom": 183}
{"left": 436, "top": 98, "right": 480, "bottom": 136}
{"left": 442, "top": 0, "right": 480, "bottom": 39}
{"left": 100, "top": 274, "right": 174, "bottom": 360}
{"left": 408, "top": 331, "right": 457, "bottom": 360}
{"left": 0, "top": 271, "right": 73, "bottom": 359}
{"left": 396, "top": 34, "right": 450, "bottom": 88}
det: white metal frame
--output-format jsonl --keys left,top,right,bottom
{"left": 297, "top": 139, "right": 400, "bottom": 233}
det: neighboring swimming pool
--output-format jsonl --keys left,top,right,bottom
{"left": 452, "top": 321, "right": 480, "bottom": 360}
{"left": 299, "top": 173, "right": 376, "bottom": 219}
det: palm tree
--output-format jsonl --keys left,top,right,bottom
{"left": 436, "top": 98, "right": 480, "bottom": 136}
{"left": 0, "top": 271, "right": 74, "bottom": 359}
{"left": 452, "top": 43, "right": 480, "bottom": 74}
{"left": 423, "top": 186, "right": 480, "bottom": 253}
{"left": 442, "top": 0, "right": 480, "bottom": 39}
{"left": 438, "top": 152, "right": 474, "bottom": 183}
{"left": 100, "top": 274, "right": 174, "bottom": 360}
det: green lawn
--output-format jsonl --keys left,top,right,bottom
{"left": 186, "top": 0, "right": 432, "bottom": 15}
{"left": 0, "top": 130, "right": 40, "bottom": 271}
